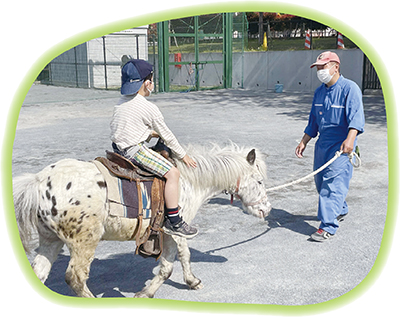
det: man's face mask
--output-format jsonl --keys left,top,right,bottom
{"left": 317, "top": 64, "right": 335, "bottom": 84}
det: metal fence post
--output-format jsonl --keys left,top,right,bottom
{"left": 194, "top": 16, "right": 200, "bottom": 91}
{"left": 74, "top": 46, "right": 79, "bottom": 87}
{"left": 157, "top": 22, "right": 165, "bottom": 92}
{"left": 136, "top": 35, "right": 140, "bottom": 59}
{"left": 102, "top": 36, "right": 108, "bottom": 89}
{"left": 223, "top": 13, "right": 233, "bottom": 89}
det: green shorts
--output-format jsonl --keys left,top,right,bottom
{"left": 130, "top": 144, "right": 174, "bottom": 177}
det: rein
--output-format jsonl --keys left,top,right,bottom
{"left": 264, "top": 150, "right": 360, "bottom": 193}
{"left": 230, "top": 150, "right": 361, "bottom": 206}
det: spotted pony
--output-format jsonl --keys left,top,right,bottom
{"left": 13, "top": 143, "right": 272, "bottom": 298}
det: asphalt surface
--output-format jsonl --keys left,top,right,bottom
{"left": 12, "top": 84, "right": 387, "bottom": 306}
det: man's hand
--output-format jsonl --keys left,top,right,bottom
{"left": 295, "top": 134, "right": 312, "bottom": 158}
{"left": 295, "top": 142, "right": 307, "bottom": 158}
{"left": 340, "top": 129, "right": 358, "bottom": 154}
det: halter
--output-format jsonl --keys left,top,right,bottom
{"left": 229, "top": 178, "right": 269, "bottom": 207}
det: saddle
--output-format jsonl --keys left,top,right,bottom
{"left": 95, "top": 149, "right": 167, "bottom": 260}
{"left": 96, "top": 151, "right": 158, "bottom": 181}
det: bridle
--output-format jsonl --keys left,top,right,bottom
{"left": 229, "top": 177, "right": 269, "bottom": 207}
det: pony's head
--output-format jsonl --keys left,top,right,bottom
{"left": 233, "top": 149, "right": 272, "bottom": 219}
{"left": 177, "top": 143, "right": 272, "bottom": 219}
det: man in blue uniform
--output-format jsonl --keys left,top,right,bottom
{"left": 295, "top": 51, "right": 365, "bottom": 242}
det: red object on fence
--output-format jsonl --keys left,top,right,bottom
{"left": 337, "top": 33, "right": 345, "bottom": 49}
{"left": 304, "top": 30, "right": 311, "bottom": 50}
{"left": 174, "top": 53, "right": 182, "bottom": 68}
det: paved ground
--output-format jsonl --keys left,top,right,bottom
{"left": 12, "top": 84, "right": 387, "bottom": 306}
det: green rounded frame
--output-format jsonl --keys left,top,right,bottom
{"left": 2, "top": 1, "right": 397, "bottom": 315}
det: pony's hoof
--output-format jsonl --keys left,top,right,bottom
{"left": 134, "top": 291, "right": 152, "bottom": 298}
{"left": 188, "top": 279, "right": 203, "bottom": 290}
{"left": 192, "top": 282, "right": 204, "bottom": 290}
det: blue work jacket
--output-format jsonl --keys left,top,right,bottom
{"left": 304, "top": 75, "right": 365, "bottom": 155}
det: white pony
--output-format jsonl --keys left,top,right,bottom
{"left": 13, "top": 143, "right": 271, "bottom": 298}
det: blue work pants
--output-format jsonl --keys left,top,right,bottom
{"left": 314, "top": 143, "right": 353, "bottom": 235}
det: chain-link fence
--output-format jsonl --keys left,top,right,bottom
{"left": 155, "top": 13, "right": 248, "bottom": 92}
{"left": 247, "top": 16, "right": 358, "bottom": 51}
{"left": 37, "top": 27, "right": 151, "bottom": 89}
{"left": 36, "top": 14, "right": 380, "bottom": 93}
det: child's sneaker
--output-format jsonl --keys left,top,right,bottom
{"left": 163, "top": 219, "right": 198, "bottom": 239}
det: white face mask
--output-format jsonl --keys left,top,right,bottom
{"left": 145, "top": 80, "right": 154, "bottom": 95}
{"left": 317, "top": 64, "right": 335, "bottom": 84}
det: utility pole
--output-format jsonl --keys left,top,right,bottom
{"left": 258, "top": 12, "right": 264, "bottom": 46}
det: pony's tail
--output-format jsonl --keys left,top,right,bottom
{"left": 13, "top": 173, "right": 41, "bottom": 254}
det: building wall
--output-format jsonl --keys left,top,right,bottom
{"left": 87, "top": 28, "right": 148, "bottom": 89}
{"left": 234, "top": 49, "right": 364, "bottom": 92}
{"left": 49, "top": 27, "right": 148, "bottom": 89}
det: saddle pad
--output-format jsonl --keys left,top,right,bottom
{"left": 119, "top": 178, "right": 152, "bottom": 219}
{"left": 92, "top": 160, "right": 152, "bottom": 219}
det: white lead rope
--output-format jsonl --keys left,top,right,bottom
{"left": 265, "top": 150, "right": 361, "bottom": 193}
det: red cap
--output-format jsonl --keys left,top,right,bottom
{"left": 310, "top": 51, "right": 340, "bottom": 68}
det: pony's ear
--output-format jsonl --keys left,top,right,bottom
{"left": 246, "top": 149, "right": 256, "bottom": 165}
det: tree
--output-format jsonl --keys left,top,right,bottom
{"left": 246, "top": 12, "right": 328, "bottom": 36}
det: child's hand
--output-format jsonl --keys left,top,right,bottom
{"left": 146, "top": 131, "right": 160, "bottom": 142}
{"left": 151, "top": 131, "right": 160, "bottom": 138}
{"left": 182, "top": 155, "right": 197, "bottom": 168}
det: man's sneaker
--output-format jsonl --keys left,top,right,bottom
{"left": 310, "top": 229, "right": 333, "bottom": 242}
{"left": 163, "top": 219, "right": 198, "bottom": 239}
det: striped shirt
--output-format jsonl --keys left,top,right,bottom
{"left": 110, "top": 94, "right": 186, "bottom": 159}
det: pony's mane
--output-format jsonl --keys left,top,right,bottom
{"left": 175, "top": 143, "right": 267, "bottom": 190}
